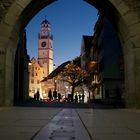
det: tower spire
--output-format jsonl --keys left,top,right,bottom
{"left": 45, "top": 15, "right": 47, "bottom": 20}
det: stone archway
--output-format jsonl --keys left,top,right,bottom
{"left": 0, "top": 0, "right": 140, "bottom": 107}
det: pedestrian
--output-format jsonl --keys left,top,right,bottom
{"left": 58, "top": 93, "right": 61, "bottom": 102}
{"left": 34, "top": 93, "right": 37, "bottom": 100}
{"left": 78, "top": 94, "right": 81, "bottom": 103}
{"left": 68, "top": 94, "right": 71, "bottom": 102}
{"left": 82, "top": 94, "right": 85, "bottom": 103}
{"left": 36, "top": 90, "right": 40, "bottom": 101}
{"left": 75, "top": 94, "right": 78, "bottom": 103}
{"left": 53, "top": 90, "right": 57, "bottom": 100}
{"left": 48, "top": 89, "right": 53, "bottom": 100}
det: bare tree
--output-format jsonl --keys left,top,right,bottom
{"left": 58, "top": 63, "right": 88, "bottom": 102}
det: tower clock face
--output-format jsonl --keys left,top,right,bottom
{"left": 41, "top": 41, "right": 46, "bottom": 47}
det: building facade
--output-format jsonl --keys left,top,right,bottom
{"left": 90, "top": 12, "right": 124, "bottom": 104}
{"left": 28, "top": 58, "right": 44, "bottom": 99}
{"left": 80, "top": 35, "right": 101, "bottom": 101}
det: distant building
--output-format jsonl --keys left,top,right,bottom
{"left": 28, "top": 58, "right": 44, "bottom": 99}
{"left": 41, "top": 61, "right": 71, "bottom": 98}
{"left": 29, "top": 18, "right": 54, "bottom": 99}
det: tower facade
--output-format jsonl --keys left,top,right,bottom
{"left": 38, "top": 19, "right": 53, "bottom": 77}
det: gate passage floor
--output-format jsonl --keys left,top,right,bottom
{"left": 0, "top": 107, "right": 140, "bottom": 140}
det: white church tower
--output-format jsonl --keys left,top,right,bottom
{"left": 38, "top": 18, "right": 53, "bottom": 77}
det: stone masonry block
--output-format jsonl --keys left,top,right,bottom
{"left": 123, "top": 11, "right": 140, "bottom": 27}
{"left": 4, "top": 3, "right": 23, "bottom": 25}
{"left": 16, "top": 0, "right": 31, "bottom": 8}
{"left": 110, "top": 0, "right": 123, "bottom": 6}
{"left": 0, "top": 22, "right": 13, "bottom": 37}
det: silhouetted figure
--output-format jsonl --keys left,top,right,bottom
{"left": 48, "top": 89, "right": 53, "bottom": 100}
{"left": 36, "top": 90, "right": 40, "bottom": 101}
{"left": 82, "top": 94, "right": 85, "bottom": 103}
{"left": 34, "top": 93, "right": 37, "bottom": 100}
{"left": 58, "top": 93, "right": 61, "bottom": 101}
{"left": 78, "top": 94, "right": 81, "bottom": 103}
{"left": 53, "top": 90, "right": 57, "bottom": 100}
{"left": 75, "top": 94, "right": 78, "bottom": 103}
{"left": 68, "top": 94, "right": 71, "bottom": 102}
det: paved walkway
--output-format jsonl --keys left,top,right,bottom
{"left": 77, "top": 109, "right": 140, "bottom": 140}
{"left": 0, "top": 107, "right": 140, "bottom": 140}
{"left": 33, "top": 109, "right": 91, "bottom": 140}
{"left": 0, "top": 107, "right": 61, "bottom": 140}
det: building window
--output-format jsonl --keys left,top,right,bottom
{"left": 37, "top": 80, "right": 40, "bottom": 84}
{"left": 31, "top": 79, "right": 34, "bottom": 84}
{"left": 36, "top": 73, "right": 38, "bottom": 76}
{"left": 32, "top": 73, "right": 34, "bottom": 77}
{"left": 32, "top": 87, "right": 35, "bottom": 93}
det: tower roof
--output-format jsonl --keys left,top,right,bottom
{"left": 41, "top": 19, "right": 51, "bottom": 25}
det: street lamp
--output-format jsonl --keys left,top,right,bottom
{"left": 28, "top": 60, "right": 32, "bottom": 66}
{"left": 53, "top": 64, "right": 56, "bottom": 70}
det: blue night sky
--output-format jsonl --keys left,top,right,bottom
{"left": 26, "top": 0, "right": 98, "bottom": 67}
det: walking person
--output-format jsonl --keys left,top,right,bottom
{"left": 82, "top": 94, "right": 85, "bottom": 103}
{"left": 58, "top": 93, "right": 61, "bottom": 102}
{"left": 53, "top": 90, "right": 57, "bottom": 100}
{"left": 75, "top": 94, "right": 78, "bottom": 103}
{"left": 36, "top": 90, "right": 40, "bottom": 101}
{"left": 78, "top": 94, "right": 81, "bottom": 103}
{"left": 34, "top": 93, "right": 37, "bottom": 100}
{"left": 48, "top": 89, "right": 53, "bottom": 100}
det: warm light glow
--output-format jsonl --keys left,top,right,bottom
{"left": 88, "top": 61, "right": 97, "bottom": 69}
{"left": 43, "top": 93, "right": 46, "bottom": 97}
{"left": 65, "top": 86, "right": 68, "bottom": 89}
{"left": 28, "top": 62, "right": 32, "bottom": 66}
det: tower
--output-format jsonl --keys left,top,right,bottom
{"left": 38, "top": 19, "right": 53, "bottom": 77}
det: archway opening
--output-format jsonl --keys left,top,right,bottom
{"left": 13, "top": 0, "right": 125, "bottom": 107}
{"left": 0, "top": 0, "right": 140, "bottom": 107}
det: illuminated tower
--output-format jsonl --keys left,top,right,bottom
{"left": 38, "top": 19, "right": 53, "bottom": 77}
